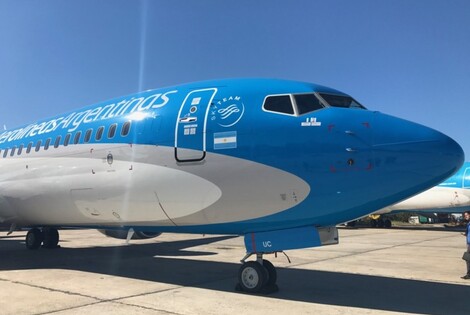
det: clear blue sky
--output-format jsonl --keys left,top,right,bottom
{"left": 1, "top": 0, "right": 469, "bottom": 157}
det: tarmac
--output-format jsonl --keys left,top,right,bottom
{"left": 1, "top": 225, "right": 469, "bottom": 315}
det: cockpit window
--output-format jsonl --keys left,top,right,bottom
{"left": 263, "top": 95, "right": 294, "bottom": 115}
{"left": 294, "top": 94, "right": 324, "bottom": 114}
{"left": 318, "top": 93, "right": 365, "bottom": 109}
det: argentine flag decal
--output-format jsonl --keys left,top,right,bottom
{"left": 214, "top": 131, "right": 237, "bottom": 150}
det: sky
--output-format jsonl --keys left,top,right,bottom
{"left": 1, "top": 0, "right": 469, "bottom": 157}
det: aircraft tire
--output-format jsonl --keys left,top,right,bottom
{"left": 263, "top": 259, "right": 277, "bottom": 286}
{"left": 377, "top": 219, "right": 385, "bottom": 228}
{"left": 26, "top": 228, "right": 43, "bottom": 250}
{"left": 384, "top": 219, "right": 392, "bottom": 228}
{"left": 370, "top": 219, "right": 378, "bottom": 228}
{"left": 238, "top": 261, "right": 268, "bottom": 293}
{"left": 43, "top": 228, "right": 59, "bottom": 248}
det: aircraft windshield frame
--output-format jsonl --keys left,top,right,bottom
{"left": 263, "top": 93, "right": 326, "bottom": 116}
{"left": 317, "top": 93, "right": 366, "bottom": 109}
{"left": 263, "top": 92, "right": 366, "bottom": 117}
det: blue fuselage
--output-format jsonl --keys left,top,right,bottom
{"left": 0, "top": 79, "right": 464, "bottom": 234}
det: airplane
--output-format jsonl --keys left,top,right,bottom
{"left": 0, "top": 78, "right": 464, "bottom": 293}
{"left": 362, "top": 161, "right": 470, "bottom": 228}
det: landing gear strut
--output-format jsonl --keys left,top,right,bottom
{"left": 236, "top": 253, "right": 279, "bottom": 294}
{"left": 25, "top": 228, "right": 60, "bottom": 250}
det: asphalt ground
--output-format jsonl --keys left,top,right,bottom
{"left": 1, "top": 226, "right": 469, "bottom": 315}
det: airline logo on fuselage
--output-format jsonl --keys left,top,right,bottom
{"left": 0, "top": 90, "right": 178, "bottom": 144}
{"left": 210, "top": 96, "right": 245, "bottom": 127}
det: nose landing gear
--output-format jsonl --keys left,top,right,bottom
{"left": 236, "top": 253, "right": 279, "bottom": 294}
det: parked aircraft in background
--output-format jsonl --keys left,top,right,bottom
{"left": 0, "top": 78, "right": 464, "bottom": 293}
{"left": 362, "top": 162, "right": 470, "bottom": 228}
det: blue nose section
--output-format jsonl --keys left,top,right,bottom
{"left": 372, "top": 112, "right": 464, "bottom": 202}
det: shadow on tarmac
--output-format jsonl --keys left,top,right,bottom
{"left": 340, "top": 224, "right": 466, "bottom": 233}
{"left": 1, "top": 234, "right": 469, "bottom": 315}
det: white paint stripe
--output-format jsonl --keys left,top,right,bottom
{"left": 214, "top": 136, "right": 236, "bottom": 144}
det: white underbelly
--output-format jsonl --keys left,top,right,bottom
{"left": 0, "top": 145, "right": 310, "bottom": 226}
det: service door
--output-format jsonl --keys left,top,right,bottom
{"left": 175, "top": 88, "right": 217, "bottom": 162}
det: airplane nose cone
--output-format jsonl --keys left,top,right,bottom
{"left": 373, "top": 112, "right": 464, "bottom": 196}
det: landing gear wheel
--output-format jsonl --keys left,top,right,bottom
{"left": 370, "top": 219, "right": 378, "bottom": 228}
{"left": 262, "top": 259, "right": 279, "bottom": 293}
{"left": 262, "top": 260, "right": 277, "bottom": 286}
{"left": 26, "top": 228, "right": 44, "bottom": 250}
{"left": 237, "top": 261, "right": 268, "bottom": 293}
{"left": 43, "top": 228, "right": 60, "bottom": 248}
{"left": 384, "top": 219, "right": 392, "bottom": 228}
{"left": 377, "top": 219, "right": 385, "bottom": 228}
